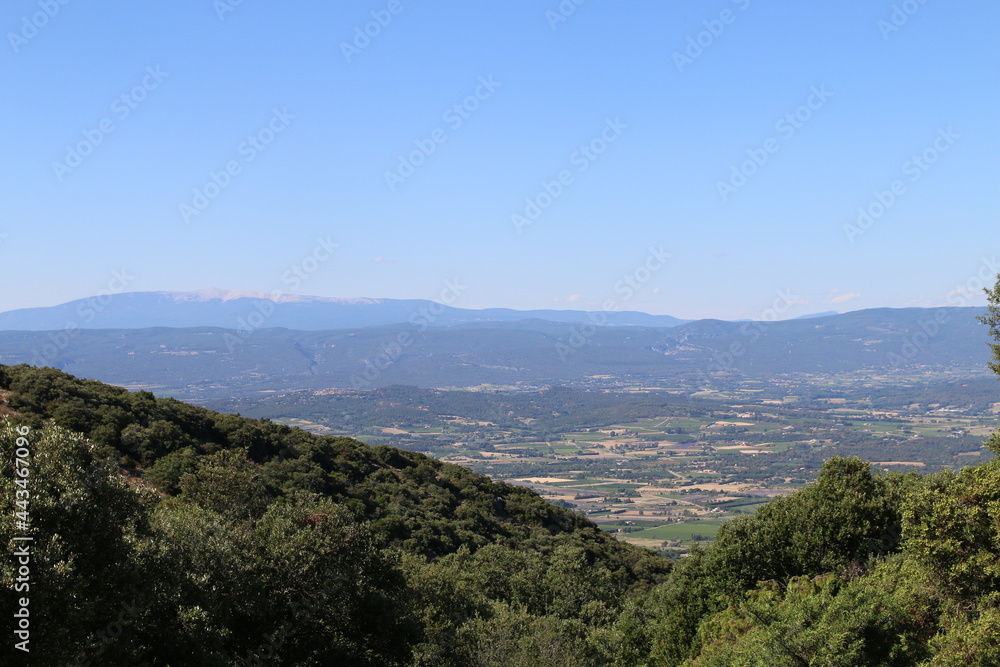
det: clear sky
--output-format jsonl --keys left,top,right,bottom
{"left": 2, "top": 0, "right": 997, "bottom": 320}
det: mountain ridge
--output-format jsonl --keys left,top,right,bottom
{"left": 0, "top": 306, "right": 988, "bottom": 399}
{"left": 0, "top": 289, "right": 690, "bottom": 331}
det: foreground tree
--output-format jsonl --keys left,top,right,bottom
{"left": 0, "top": 423, "right": 160, "bottom": 665}
{"left": 1, "top": 424, "right": 420, "bottom": 665}
{"left": 981, "top": 272, "right": 1000, "bottom": 453}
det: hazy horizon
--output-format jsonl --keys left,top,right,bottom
{"left": 0, "top": 285, "right": 993, "bottom": 326}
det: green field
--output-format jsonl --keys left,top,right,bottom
{"left": 629, "top": 519, "right": 726, "bottom": 541}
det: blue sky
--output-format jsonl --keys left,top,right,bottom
{"left": 2, "top": 0, "right": 997, "bottom": 320}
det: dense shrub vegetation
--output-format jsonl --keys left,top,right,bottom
{"left": 0, "top": 364, "right": 669, "bottom": 665}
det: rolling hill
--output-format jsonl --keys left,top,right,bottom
{"left": 0, "top": 306, "right": 988, "bottom": 399}
{"left": 0, "top": 364, "right": 671, "bottom": 665}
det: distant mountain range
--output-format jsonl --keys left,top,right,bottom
{"left": 0, "top": 291, "right": 990, "bottom": 399}
{"left": 0, "top": 289, "right": 690, "bottom": 331}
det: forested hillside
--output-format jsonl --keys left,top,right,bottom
{"left": 3, "top": 357, "right": 1000, "bottom": 665}
{"left": 0, "top": 364, "right": 670, "bottom": 665}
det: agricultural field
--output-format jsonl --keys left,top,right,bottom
{"left": 216, "top": 370, "right": 998, "bottom": 555}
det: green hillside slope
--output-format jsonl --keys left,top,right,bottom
{"left": 0, "top": 364, "right": 670, "bottom": 665}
